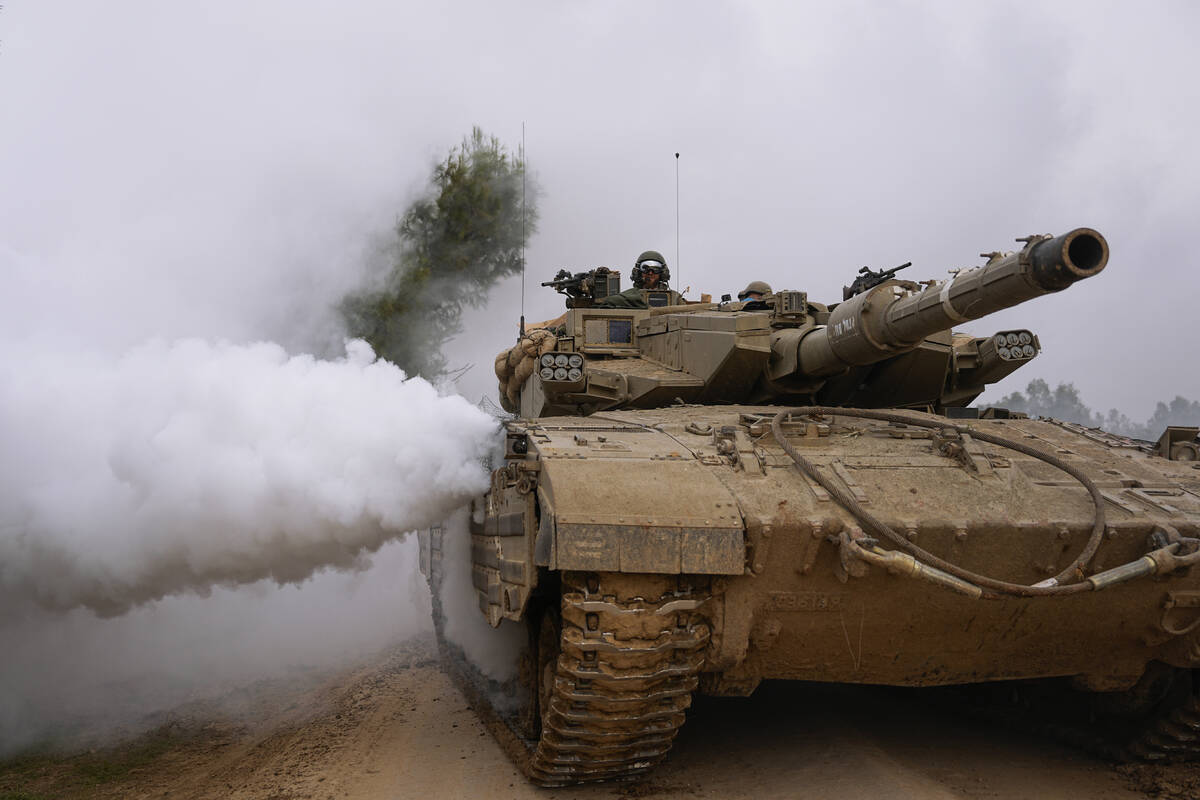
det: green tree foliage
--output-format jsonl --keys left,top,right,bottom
{"left": 340, "top": 128, "right": 537, "bottom": 377}
{"left": 997, "top": 379, "right": 1200, "bottom": 440}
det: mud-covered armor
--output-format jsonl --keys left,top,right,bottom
{"left": 426, "top": 227, "right": 1200, "bottom": 786}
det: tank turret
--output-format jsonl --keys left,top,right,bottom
{"left": 500, "top": 228, "right": 1108, "bottom": 417}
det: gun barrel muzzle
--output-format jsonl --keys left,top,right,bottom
{"left": 1027, "top": 228, "right": 1109, "bottom": 292}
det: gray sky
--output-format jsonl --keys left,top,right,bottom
{"left": 2, "top": 0, "right": 1197, "bottom": 414}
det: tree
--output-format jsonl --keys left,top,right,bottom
{"left": 1144, "top": 396, "right": 1200, "bottom": 438}
{"left": 996, "top": 380, "right": 1200, "bottom": 440}
{"left": 997, "top": 378, "right": 1101, "bottom": 427}
{"left": 341, "top": 128, "right": 538, "bottom": 377}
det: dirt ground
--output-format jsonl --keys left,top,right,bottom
{"left": 3, "top": 635, "right": 1199, "bottom": 800}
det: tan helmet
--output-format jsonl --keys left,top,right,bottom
{"left": 738, "top": 280, "right": 772, "bottom": 300}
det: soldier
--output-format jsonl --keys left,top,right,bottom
{"left": 737, "top": 280, "right": 772, "bottom": 310}
{"left": 596, "top": 251, "right": 670, "bottom": 308}
{"left": 737, "top": 280, "right": 772, "bottom": 302}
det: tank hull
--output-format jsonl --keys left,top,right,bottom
{"left": 504, "top": 406, "right": 1200, "bottom": 689}
{"left": 432, "top": 404, "right": 1200, "bottom": 784}
{"left": 713, "top": 568, "right": 1196, "bottom": 689}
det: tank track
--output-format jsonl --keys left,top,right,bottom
{"left": 1120, "top": 697, "right": 1200, "bottom": 759}
{"left": 430, "top": 569, "right": 710, "bottom": 788}
{"left": 953, "top": 668, "right": 1200, "bottom": 763}
{"left": 527, "top": 576, "right": 711, "bottom": 785}
{"left": 1111, "top": 672, "right": 1200, "bottom": 762}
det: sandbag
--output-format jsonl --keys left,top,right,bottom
{"left": 495, "top": 329, "right": 559, "bottom": 412}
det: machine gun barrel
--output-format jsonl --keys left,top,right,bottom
{"left": 843, "top": 261, "right": 912, "bottom": 300}
{"left": 541, "top": 269, "right": 580, "bottom": 289}
{"left": 793, "top": 228, "right": 1108, "bottom": 377}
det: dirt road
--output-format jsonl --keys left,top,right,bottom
{"left": 3, "top": 635, "right": 1197, "bottom": 799}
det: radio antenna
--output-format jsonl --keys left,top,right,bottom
{"left": 674, "top": 152, "right": 681, "bottom": 295}
{"left": 519, "top": 122, "right": 527, "bottom": 338}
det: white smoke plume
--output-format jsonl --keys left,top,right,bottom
{"left": 0, "top": 0, "right": 523, "bottom": 760}
{"left": 0, "top": 538, "right": 434, "bottom": 755}
{"left": 0, "top": 338, "right": 496, "bottom": 617}
{"left": 438, "top": 507, "right": 526, "bottom": 683}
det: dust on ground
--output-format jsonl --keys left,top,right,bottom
{"left": 2, "top": 634, "right": 1196, "bottom": 800}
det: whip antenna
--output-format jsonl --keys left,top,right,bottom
{"left": 675, "top": 152, "right": 680, "bottom": 295}
{"left": 520, "top": 122, "right": 526, "bottom": 337}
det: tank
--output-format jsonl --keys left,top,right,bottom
{"left": 419, "top": 228, "right": 1200, "bottom": 786}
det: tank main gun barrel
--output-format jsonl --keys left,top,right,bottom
{"left": 793, "top": 228, "right": 1108, "bottom": 377}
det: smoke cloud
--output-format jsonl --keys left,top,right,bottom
{"left": 0, "top": 333, "right": 499, "bottom": 756}
{"left": 437, "top": 507, "right": 526, "bottom": 683}
{"left": 0, "top": 538, "right": 433, "bottom": 755}
{"left": 0, "top": 338, "right": 494, "bottom": 617}
{"left": 0, "top": 0, "right": 526, "bottom": 760}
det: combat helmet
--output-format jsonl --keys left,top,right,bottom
{"left": 631, "top": 250, "right": 670, "bottom": 288}
{"left": 738, "top": 280, "right": 772, "bottom": 300}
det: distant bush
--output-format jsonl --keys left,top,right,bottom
{"left": 996, "top": 379, "right": 1200, "bottom": 439}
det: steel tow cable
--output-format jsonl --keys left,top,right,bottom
{"left": 771, "top": 406, "right": 1134, "bottom": 599}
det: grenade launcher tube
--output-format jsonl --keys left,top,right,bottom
{"left": 794, "top": 228, "right": 1108, "bottom": 378}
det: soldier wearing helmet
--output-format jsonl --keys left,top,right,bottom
{"left": 630, "top": 251, "right": 670, "bottom": 290}
{"left": 737, "top": 280, "right": 773, "bottom": 310}
{"left": 738, "top": 280, "right": 772, "bottom": 301}
{"left": 597, "top": 251, "right": 678, "bottom": 308}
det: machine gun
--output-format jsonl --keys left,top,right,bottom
{"left": 843, "top": 261, "right": 913, "bottom": 300}
{"left": 541, "top": 267, "right": 621, "bottom": 306}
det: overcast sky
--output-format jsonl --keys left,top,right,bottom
{"left": 2, "top": 0, "right": 1197, "bottom": 416}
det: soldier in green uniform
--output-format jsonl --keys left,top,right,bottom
{"left": 596, "top": 251, "right": 671, "bottom": 308}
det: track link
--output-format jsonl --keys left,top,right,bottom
{"left": 527, "top": 576, "right": 711, "bottom": 786}
{"left": 1123, "top": 686, "right": 1200, "bottom": 761}
{"left": 428, "top": 562, "right": 711, "bottom": 788}
{"left": 954, "top": 667, "right": 1200, "bottom": 764}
